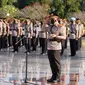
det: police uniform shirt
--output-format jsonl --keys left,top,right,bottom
{"left": 3, "top": 22, "right": 7, "bottom": 36}
{"left": 0, "top": 22, "right": 3, "bottom": 36}
{"left": 11, "top": 23, "right": 18, "bottom": 36}
{"left": 33, "top": 24, "right": 39, "bottom": 38}
{"left": 47, "top": 25, "right": 66, "bottom": 50}
{"left": 24, "top": 24, "right": 32, "bottom": 38}
{"left": 76, "top": 23, "right": 84, "bottom": 38}
{"left": 69, "top": 23, "right": 77, "bottom": 39}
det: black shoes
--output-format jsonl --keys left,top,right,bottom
{"left": 47, "top": 74, "right": 60, "bottom": 83}
{"left": 69, "top": 54, "right": 76, "bottom": 57}
{"left": 47, "top": 78, "right": 60, "bottom": 83}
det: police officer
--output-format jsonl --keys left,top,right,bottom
{"left": 24, "top": 19, "right": 32, "bottom": 53}
{"left": 0, "top": 19, "right": 3, "bottom": 50}
{"left": 58, "top": 19, "right": 66, "bottom": 56}
{"left": 2, "top": 20, "right": 8, "bottom": 49}
{"left": 10, "top": 19, "right": 19, "bottom": 53}
{"left": 45, "top": 16, "right": 66, "bottom": 83}
{"left": 69, "top": 17, "right": 78, "bottom": 56}
{"left": 20, "top": 20, "right": 25, "bottom": 46}
{"left": 76, "top": 18, "right": 84, "bottom": 50}
{"left": 31, "top": 21, "right": 39, "bottom": 51}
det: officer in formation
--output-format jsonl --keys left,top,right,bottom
{"left": 0, "top": 18, "right": 41, "bottom": 53}
{"left": 69, "top": 17, "right": 84, "bottom": 56}
{"left": 0, "top": 17, "right": 84, "bottom": 56}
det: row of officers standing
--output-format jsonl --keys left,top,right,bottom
{"left": 0, "top": 17, "right": 84, "bottom": 56}
{"left": 0, "top": 18, "right": 47, "bottom": 54}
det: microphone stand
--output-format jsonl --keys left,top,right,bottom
{"left": 15, "top": 34, "right": 39, "bottom": 85}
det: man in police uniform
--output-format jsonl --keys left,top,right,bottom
{"left": 24, "top": 19, "right": 33, "bottom": 53}
{"left": 10, "top": 19, "right": 19, "bottom": 53}
{"left": 69, "top": 17, "right": 78, "bottom": 56}
{"left": 0, "top": 19, "right": 3, "bottom": 50}
{"left": 43, "top": 16, "right": 66, "bottom": 83}
{"left": 76, "top": 18, "right": 84, "bottom": 50}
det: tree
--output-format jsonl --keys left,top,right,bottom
{"left": 0, "top": 5, "right": 19, "bottom": 18}
{"left": 0, "top": 0, "right": 8, "bottom": 7}
{"left": 64, "top": 0, "right": 80, "bottom": 17}
{"left": 50, "top": 0, "right": 65, "bottom": 18}
{"left": 38, "top": 0, "right": 52, "bottom": 5}
{"left": 7, "top": 0, "right": 16, "bottom": 5}
{"left": 17, "top": 0, "right": 39, "bottom": 9}
{"left": 79, "top": 0, "right": 85, "bottom": 11}
{"left": 50, "top": 0, "right": 80, "bottom": 18}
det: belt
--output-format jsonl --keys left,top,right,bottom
{"left": 71, "top": 32, "right": 76, "bottom": 34}
{"left": 10, "top": 29, "right": 16, "bottom": 31}
{"left": 49, "top": 38, "right": 61, "bottom": 42}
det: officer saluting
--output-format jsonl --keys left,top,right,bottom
{"left": 10, "top": 19, "right": 19, "bottom": 53}
{"left": 76, "top": 18, "right": 84, "bottom": 50}
{"left": 2, "top": 20, "right": 8, "bottom": 49}
{"left": 31, "top": 20, "right": 39, "bottom": 51}
{"left": 0, "top": 19, "right": 3, "bottom": 50}
{"left": 44, "top": 16, "right": 66, "bottom": 83}
{"left": 24, "top": 19, "right": 32, "bottom": 53}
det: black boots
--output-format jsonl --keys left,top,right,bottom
{"left": 47, "top": 73, "right": 60, "bottom": 83}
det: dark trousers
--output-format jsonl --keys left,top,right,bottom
{"left": 64, "top": 37, "right": 68, "bottom": 49}
{"left": 12, "top": 36, "right": 18, "bottom": 52}
{"left": 61, "top": 40, "right": 65, "bottom": 56}
{"left": 2, "top": 35, "right": 7, "bottom": 48}
{"left": 76, "top": 38, "right": 82, "bottom": 51}
{"left": 18, "top": 36, "right": 21, "bottom": 47}
{"left": 8, "top": 34, "right": 12, "bottom": 47}
{"left": 0, "top": 36, "right": 2, "bottom": 50}
{"left": 48, "top": 50, "right": 61, "bottom": 78}
{"left": 40, "top": 38, "right": 47, "bottom": 54}
{"left": 80, "top": 37, "right": 82, "bottom": 48}
{"left": 39, "top": 38, "right": 42, "bottom": 47}
{"left": 25, "top": 38, "right": 31, "bottom": 52}
{"left": 70, "top": 39, "right": 76, "bottom": 56}
{"left": 31, "top": 37, "right": 37, "bottom": 51}
{"left": 21, "top": 35, "right": 25, "bottom": 46}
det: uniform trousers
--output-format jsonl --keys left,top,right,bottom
{"left": 2, "top": 35, "right": 7, "bottom": 48}
{"left": 8, "top": 34, "right": 12, "bottom": 47}
{"left": 21, "top": 35, "right": 25, "bottom": 46}
{"left": 18, "top": 36, "right": 21, "bottom": 47}
{"left": 31, "top": 37, "right": 37, "bottom": 51}
{"left": 25, "top": 38, "right": 31, "bottom": 52}
{"left": 76, "top": 38, "right": 82, "bottom": 51}
{"left": 12, "top": 36, "right": 18, "bottom": 52}
{"left": 0, "top": 36, "right": 2, "bottom": 50}
{"left": 64, "top": 37, "right": 68, "bottom": 49}
{"left": 39, "top": 38, "right": 42, "bottom": 47}
{"left": 70, "top": 39, "right": 76, "bottom": 56}
{"left": 40, "top": 38, "right": 47, "bottom": 54}
{"left": 48, "top": 50, "right": 61, "bottom": 78}
{"left": 61, "top": 40, "right": 65, "bottom": 56}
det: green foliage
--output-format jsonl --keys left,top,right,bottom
{"left": 0, "top": 0, "right": 16, "bottom": 7}
{"left": 7, "top": 0, "right": 15, "bottom": 5}
{"left": 50, "top": 0, "right": 80, "bottom": 18}
{"left": 0, "top": 5, "right": 19, "bottom": 18}
{"left": 0, "top": 0, "right": 8, "bottom": 7}
{"left": 0, "top": 0, "right": 85, "bottom": 18}
{"left": 50, "top": 0, "right": 65, "bottom": 18}
{"left": 17, "top": 0, "right": 39, "bottom": 9}
{"left": 39, "top": 0, "right": 52, "bottom": 5}
{"left": 79, "top": 0, "right": 85, "bottom": 11}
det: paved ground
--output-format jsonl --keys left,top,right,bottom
{"left": 0, "top": 38, "right": 85, "bottom": 85}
